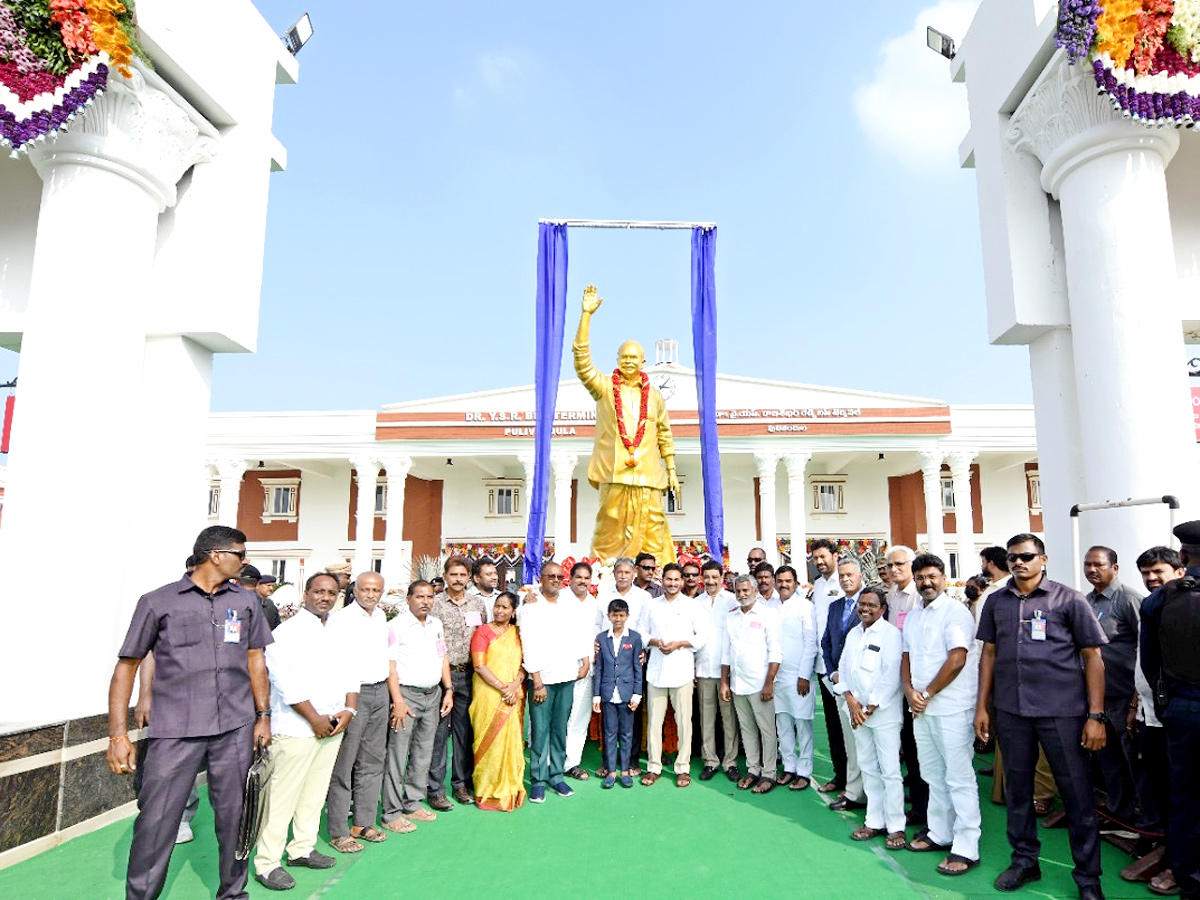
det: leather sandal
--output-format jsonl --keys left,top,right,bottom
{"left": 789, "top": 777, "right": 811, "bottom": 791}
{"left": 640, "top": 772, "right": 661, "bottom": 786}
{"left": 752, "top": 779, "right": 775, "bottom": 794}
{"left": 330, "top": 835, "right": 363, "bottom": 853}
{"left": 886, "top": 832, "right": 908, "bottom": 850}
{"left": 675, "top": 773, "right": 691, "bottom": 788}
{"left": 937, "top": 853, "right": 980, "bottom": 875}
{"left": 851, "top": 826, "right": 886, "bottom": 841}
{"left": 350, "top": 825, "right": 387, "bottom": 843}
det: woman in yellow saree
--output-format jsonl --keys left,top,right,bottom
{"left": 469, "top": 590, "right": 526, "bottom": 811}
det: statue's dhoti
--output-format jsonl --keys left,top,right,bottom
{"left": 591, "top": 483, "right": 677, "bottom": 565}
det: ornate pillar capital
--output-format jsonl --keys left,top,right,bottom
{"left": 351, "top": 456, "right": 381, "bottom": 483}
{"left": 1007, "top": 56, "right": 1178, "bottom": 199}
{"left": 550, "top": 451, "right": 578, "bottom": 479}
{"left": 753, "top": 450, "right": 781, "bottom": 479}
{"left": 945, "top": 450, "right": 977, "bottom": 479}
{"left": 26, "top": 61, "right": 217, "bottom": 212}
{"left": 782, "top": 452, "right": 811, "bottom": 480}
{"left": 918, "top": 449, "right": 945, "bottom": 478}
{"left": 208, "top": 458, "right": 247, "bottom": 480}
{"left": 378, "top": 455, "right": 414, "bottom": 481}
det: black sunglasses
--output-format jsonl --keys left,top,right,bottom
{"left": 1007, "top": 552, "right": 1039, "bottom": 563}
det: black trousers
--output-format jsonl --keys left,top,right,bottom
{"left": 1097, "top": 695, "right": 1157, "bottom": 827}
{"left": 1134, "top": 722, "right": 1170, "bottom": 840}
{"left": 1162, "top": 696, "right": 1200, "bottom": 900}
{"left": 819, "top": 678, "right": 847, "bottom": 788}
{"left": 428, "top": 667, "right": 473, "bottom": 795}
{"left": 127, "top": 722, "right": 253, "bottom": 900}
{"left": 901, "top": 704, "right": 928, "bottom": 819}
{"left": 996, "top": 710, "right": 1101, "bottom": 890}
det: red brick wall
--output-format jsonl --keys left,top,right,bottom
{"left": 238, "top": 470, "right": 301, "bottom": 542}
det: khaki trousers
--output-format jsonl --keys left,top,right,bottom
{"left": 733, "top": 692, "right": 778, "bottom": 778}
{"left": 697, "top": 677, "right": 740, "bottom": 769}
{"left": 254, "top": 733, "right": 344, "bottom": 875}
{"left": 647, "top": 682, "right": 694, "bottom": 775}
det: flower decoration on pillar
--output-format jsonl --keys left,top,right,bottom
{"left": 0, "top": 0, "right": 143, "bottom": 154}
{"left": 1057, "top": 0, "right": 1200, "bottom": 126}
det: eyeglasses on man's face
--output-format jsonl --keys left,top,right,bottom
{"left": 1007, "top": 552, "right": 1039, "bottom": 564}
{"left": 213, "top": 548, "right": 247, "bottom": 561}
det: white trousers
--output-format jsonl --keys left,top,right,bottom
{"left": 776, "top": 712, "right": 814, "bottom": 778}
{"left": 914, "top": 709, "right": 981, "bottom": 860}
{"left": 835, "top": 695, "right": 865, "bottom": 801}
{"left": 255, "top": 733, "right": 344, "bottom": 875}
{"left": 855, "top": 719, "right": 905, "bottom": 834}
{"left": 565, "top": 674, "right": 593, "bottom": 770}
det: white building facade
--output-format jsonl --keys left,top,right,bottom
{"left": 206, "top": 362, "right": 1042, "bottom": 592}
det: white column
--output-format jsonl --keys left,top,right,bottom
{"left": 351, "top": 457, "right": 381, "bottom": 577}
{"left": 0, "top": 66, "right": 216, "bottom": 723}
{"left": 754, "top": 451, "right": 781, "bottom": 565}
{"left": 379, "top": 455, "right": 414, "bottom": 588}
{"left": 517, "top": 452, "right": 536, "bottom": 529}
{"left": 919, "top": 450, "right": 947, "bottom": 560}
{"left": 1009, "top": 59, "right": 1199, "bottom": 566}
{"left": 947, "top": 451, "right": 977, "bottom": 575}
{"left": 212, "top": 458, "right": 248, "bottom": 528}
{"left": 551, "top": 451, "right": 578, "bottom": 560}
{"left": 783, "top": 452, "right": 811, "bottom": 569}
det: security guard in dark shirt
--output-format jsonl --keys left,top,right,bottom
{"left": 107, "top": 526, "right": 273, "bottom": 900}
{"left": 1140, "top": 521, "right": 1200, "bottom": 900}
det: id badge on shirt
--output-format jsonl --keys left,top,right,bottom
{"left": 464, "top": 611, "right": 483, "bottom": 628}
{"left": 861, "top": 644, "right": 880, "bottom": 673}
{"left": 897, "top": 610, "right": 910, "bottom": 631}
{"left": 1030, "top": 612, "right": 1047, "bottom": 642}
{"left": 436, "top": 637, "right": 447, "bottom": 657}
{"left": 749, "top": 620, "right": 763, "bottom": 630}
{"left": 224, "top": 608, "right": 242, "bottom": 644}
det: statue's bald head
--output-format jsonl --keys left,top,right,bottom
{"left": 616, "top": 341, "right": 645, "bottom": 372}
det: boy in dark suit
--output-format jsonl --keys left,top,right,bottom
{"left": 593, "top": 599, "right": 644, "bottom": 788}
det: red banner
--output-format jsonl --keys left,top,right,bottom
{"left": 1, "top": 395, "right": 12, "bottom": 454}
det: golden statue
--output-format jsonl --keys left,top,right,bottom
{"left": 573, "top": 284, "right": 679, "bottom": 565}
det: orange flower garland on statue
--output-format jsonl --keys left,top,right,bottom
{"left": 611, "top": 370, "right": 650, "bottom": 468}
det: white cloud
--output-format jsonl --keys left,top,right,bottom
{"left": 854, "top": 1, "right": 981, "bottom": 174}
{"left": 454, "top": 49, "right": 533, "bottom": 109}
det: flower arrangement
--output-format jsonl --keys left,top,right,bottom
{"left": 1057, "top": 0, "right": 1200, "bottom": 126}
{"left": 0, "top": 0, "right": 143, "bottom": 153}
{"left": 675, "top": 539, "right": 729, "bottom": 569}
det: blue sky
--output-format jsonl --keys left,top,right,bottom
{"left": 7, "top": 0, "right": 1032, "bottom": 411}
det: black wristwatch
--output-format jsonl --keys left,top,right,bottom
{"left": 1086, "top": 711, "right": 1108, "bottom": 724}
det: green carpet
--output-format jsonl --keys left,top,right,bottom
{"left": 3, "top": 714, "right": 1146, "bottom": 900}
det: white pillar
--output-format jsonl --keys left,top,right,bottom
{"left": 947, "top": 451, "right": 977, "bottom": 576}
{"left": 783, "top": 452, "right": 811, "bottom": 570}
{"left": 0, "top": 66, "right": 215, "bottom": 723}
{"left": 212, "top": 458, "right": 247, "bottom": 528}
{"left": 351, "top": 457, "right": 381, "bottom": 577}
{"left": 550, "top": 451, "right": 578, "bottom": 561}
{"left": 919, "top": 450, "right": 947, "bottom": 560}
{"left": 1009, "top": 59, "right": 1199, "bottom": 567}
{"left": 754, "top": 451, "right": 781, "bottom": 565}
{"left": 379, "top": 455, "right": 414, "bottom": 588}
{"left": 517, "top": 452, "right": 536, "bottom": 529}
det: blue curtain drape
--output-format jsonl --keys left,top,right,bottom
{"left": 523, "top": 223, "right": 569, "bottom": 582}
{"left": 691, "top": 226, "right": 723, "bottom": 561}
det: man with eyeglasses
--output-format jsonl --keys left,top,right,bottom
{"left": 634, "top": 552, "right": 664, "bottom": 598}
{"left": 107, "top": 526, "right": 273, "bottom": 900}
{"left": 746, "top": 547, "right": 768, "bottom": 573}
{"left": 975, "top": 533, "right": 1109, "bottom": 900}
{"left": 884, "top": 546, "right": 928, "bottom": 827}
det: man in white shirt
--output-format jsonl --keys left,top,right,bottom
{"left": 380, "top": 581, "right": 454, "bottom": 833}
{"left": 596, "top": 557, "right": 652, "bottom": 635}
{"left": 754, "top": 562, "right": 782, "bottom": 610}
{"left": 696, "top": 560, "right": 740, "bottom": 782}
{"left": 563, "top": 561, "right": 599, "bottom": 781}
{"left": 468, "top": 557, "right": 501, "bottom": 622}
{"left": 722, "top": 574, "right": 782, "bottom": 793}
{"left": 642, "top": 563, "right": 708, "bottom": 788}
{"left": 884, "top": 544, "right": 928, "bottom": 826}
{"left": 902, "top": 553, "right": 982, "bottom": 874}
{"left": 522, "top": 561, "right": 588, "bottom": 803}
{"left": 255, "top": 573, "right": 360, "bottom": 891}
{"left": 774, "top": 565, "right": 819, "bottom": 790}
{"left": 810, "top": 539, "right": 848, "bottom": 795}
{"left": 325, "top": 572, "right": 396, "bottom": 853}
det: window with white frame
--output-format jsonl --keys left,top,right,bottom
{"left": 375, "top": 483, "right": 387, "bottom": 516}
{"left": 260, "top": 477, "right": 300, "bottom": 523}
{"left": 811, "top": 476, "right": 846, "bottom": 514}
{"left": 207, "top": 483, "right": 220, "bottom": 519}
{"left": 486, "top": 480, "right": 521, "bottom": 517}
{"left": 1027, "top": 470, "right": 1041, "bottom": 512}
{"left": 941, "top": 476, "right": 956, "bottom": 511}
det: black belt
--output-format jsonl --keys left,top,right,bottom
{"left": 449, "top": 663, "right": 472, "bottom": 673}
{"left": 361, "top": 679, "right": 388, "bottom": 688}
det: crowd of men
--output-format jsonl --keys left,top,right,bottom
{"left": 106, "top": 524, "right": 1200, "bottom": 900}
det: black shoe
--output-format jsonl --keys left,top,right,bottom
{"left": 994, "top": 864, "right": 1042, "bottom": 891}
{"left": 724, "top": 766, "right": 740, "bottom": 782}
{"left": 257, "top": 868, "right": 297, "bottom": 890}
{"left": 427, "top": 794, "right": 454, "bottom": 812}
{"left": 699, "top": 765, "right": 717, "bottom": 781}
{"left": 452, "top": 787, "right": 475, "bottom": 805}
{"left": 1078, "top": 887, "right": 1106, "bottom": 900}
{"left": 287, "top": 851, "right": 335, "bottom": 869}
{"left": 829, "top": 796, "right": 867, "bottom": 811}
